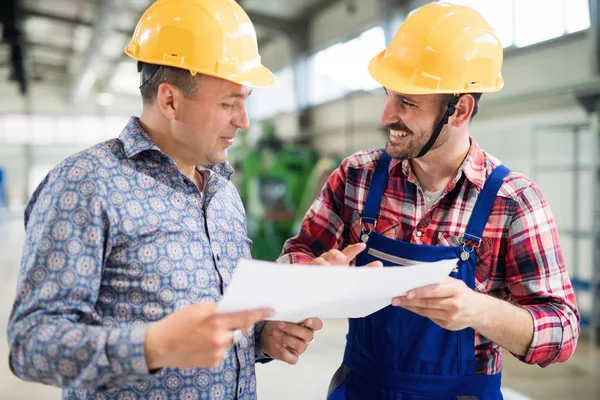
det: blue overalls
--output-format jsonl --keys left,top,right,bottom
{"left": 328, "top": 152, "right": 510, "bottom": 400}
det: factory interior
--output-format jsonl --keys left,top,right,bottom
{"left": 0, "top": 0, "right": 599, "bottom": 399}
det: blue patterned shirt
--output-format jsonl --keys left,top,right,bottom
{"left": 8, "top": 117, "right": 268, "bottom": 400}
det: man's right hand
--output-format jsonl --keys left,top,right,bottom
{"left": 144, "top": 303, "right": 274, "bottom": 370}
{"left": 310, "top": 243, "right": 382, "bottom": 267}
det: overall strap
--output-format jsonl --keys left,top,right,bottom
{"left": 362, "top": 151, "right": 392, "bottom": 225}
{"left": 463, "top": 164, "right": 511, "bottom": 243}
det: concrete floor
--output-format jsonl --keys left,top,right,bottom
{"left": 1, "top": 214, "right": 598, "bottom": 399}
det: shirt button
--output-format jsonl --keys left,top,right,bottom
{"left": 416, "top": 231, "right": 423, "bottom": 237}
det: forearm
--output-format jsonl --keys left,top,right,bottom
{"left": 278, "top": 221, "right": 346, "bottom": 265}
{"left": 471, "top": 292, "right": 533, "bottom": 356}
{"left": 9, "top": 318, "right": 150, "bottom": 389}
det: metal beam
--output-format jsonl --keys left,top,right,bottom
{"left": 242, "top": 1, "right": 343, "bottom": 35}
{"left": 27, "top": 41, "right": 72, "bottom": 55}
{"left": 379, "top": 0, "right": 412, "bottom": 46}
{"left": 590, "top": 0, "right": 600, "bottom": 75}
{"left": 288, "top": 20, "right": 309, "bottom": 110}
{"left": 246, "top": 11, "right": 297, "bottom": 35}
{"left": 69, "top": 0, "right": 124, "bottom": 105}
{"left": 22, "top": 8, "right": 131, "bottom": 37}
{"left": 1, "top": 0, "right": 30, "bottom": 95}
{"left": 0, "top": 60, "right": 68, "bottom": 80}
{"left": 301, "top": 0, "right": 343, "bottom": 19}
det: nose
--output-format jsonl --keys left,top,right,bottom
{"left": 381, "top": 95, "right": 397, "bottom": 126}
{"left": 233, "top": 104, "right": 250, "bottom": 130}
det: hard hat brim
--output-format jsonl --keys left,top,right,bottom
{"left": 222, "top": 65, "right": 276, "bottom": 88}
{"left": 124, "top": 48, "right": 276, "bottom": 88}
{"left": 368, "top": 51, "right": 453, "bottom": 95}
{"left": 368, "top": 50, "right": 503, "bottom": 95}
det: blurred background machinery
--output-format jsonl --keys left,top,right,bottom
{"left": 231, "top": 121, "right": 340, "bottom": 260}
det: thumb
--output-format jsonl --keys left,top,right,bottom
{"left": 365, "top": 260, "right": 383, "bottom": 268}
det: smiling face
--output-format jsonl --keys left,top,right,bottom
{"left": 381, "top": 89, "right": 451, "bottom": 160}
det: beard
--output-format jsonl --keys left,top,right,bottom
{"left": 384, "top": 121, "right": 429, "bottom": 160}
{"left": 384, "top": 114, "right": 448, "bottom": 160}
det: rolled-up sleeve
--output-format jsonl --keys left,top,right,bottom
{"left": 7, "top": 165, "right": 152, "bottom": 389}
{"left": 505, "top": 183, "right": 580, "bottom": 367}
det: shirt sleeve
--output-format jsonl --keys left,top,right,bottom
{"left": 277, "top": 160, "right": 349, "bottom": 264}
{"left": 505, "top": 182, "right": 580, "bottom": 367}
{"left": 253, "top": 320, "right": 272, "bottom": 363}
{"left": 7, "top": 165, "right": 153, "bottom": 390}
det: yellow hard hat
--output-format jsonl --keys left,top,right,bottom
{"left": 124, "top": 0, "right": 275, "bottom": 88}
{"left": 369, "top": 2, "right": 504, "bottom": 95}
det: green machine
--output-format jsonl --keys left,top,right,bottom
{"left": 230, "top": 121, "right": 339, "bottom": 261}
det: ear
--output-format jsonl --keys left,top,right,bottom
{"left": 156, "top": 82, "right": 182, "bottom": 121}
{"left": 450, "top": 94, "right": 475, "bottom": 128}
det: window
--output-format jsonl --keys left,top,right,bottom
{"left": 566, "top": 0, "right": 592, "bottom": 34}
{"left": 451, "top": 0, "right": 590, "bottom": 48}
{"left": 514, "top": 0, "right": 565, "bottom": 47}
{"left": 450, "top": 0, "right": 515, "bottom": 48}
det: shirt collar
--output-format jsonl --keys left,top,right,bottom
{"left": 119, "top": 116, "right": 235, "bottom": 180}
{"left": 390, "top": 137, "right": 487, "bottom": 190}
{"left": 118, "top": 116, "right": 162, "bottom": 158}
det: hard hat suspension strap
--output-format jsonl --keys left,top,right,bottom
{"left": 416, "top": 94, "right": 460, "bottom": 158}
{"left": 139, "top": 63, "right": 162, "bottom": 89}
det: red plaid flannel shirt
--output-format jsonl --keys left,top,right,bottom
{"left": 278, "top": 138, "right": 580, "bottom": 374}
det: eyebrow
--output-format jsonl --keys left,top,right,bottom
{"left": 224, "top": 89, "right": 252, "bottom": 100}
{"left": 384, "top": 88, "right": 417, "bottom": 103}
{"left": 396, "top": 94, "right": 415, "bottom": 102}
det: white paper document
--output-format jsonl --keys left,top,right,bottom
{"left": 217, "top": 258, "right": 458, "bottom": 323}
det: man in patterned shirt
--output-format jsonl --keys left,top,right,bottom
{"left": 280, "top": 3, "right": 580, "bottom": 399}
{"left": 7, "top": 1, "right": 324, "bottom": 399}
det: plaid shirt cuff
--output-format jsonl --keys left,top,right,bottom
{"left": 276, "top": 253, "right": 314, "bottom": 265}
{"left": 517, "top": 305, "right": 565, "bottom": 367}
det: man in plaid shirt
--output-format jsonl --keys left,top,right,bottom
{"left": 278, "top": 3, "right": 580, "bottom": 399}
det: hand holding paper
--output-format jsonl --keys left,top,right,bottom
{"left": 217, "top": 258, "right": 458, "bottom": 323}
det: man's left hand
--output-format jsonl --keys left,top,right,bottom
{"left": 391, "top": 277, "right": 480, "bottom": 331}
{"left": 260, "top": 318, "right": 323, "bottom": 364}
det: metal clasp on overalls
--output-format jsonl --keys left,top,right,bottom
{"left": 458, "top": 236, "right": 481, "bottom": 272}
{"left": 360, "top": 217, "right": 377, "bottom": 243}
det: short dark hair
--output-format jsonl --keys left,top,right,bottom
{"left": 137, "top": 61, "right": 200, "bottom": 104}
{"left": 440, "top": 93, "right": 483, "bottom": 121}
